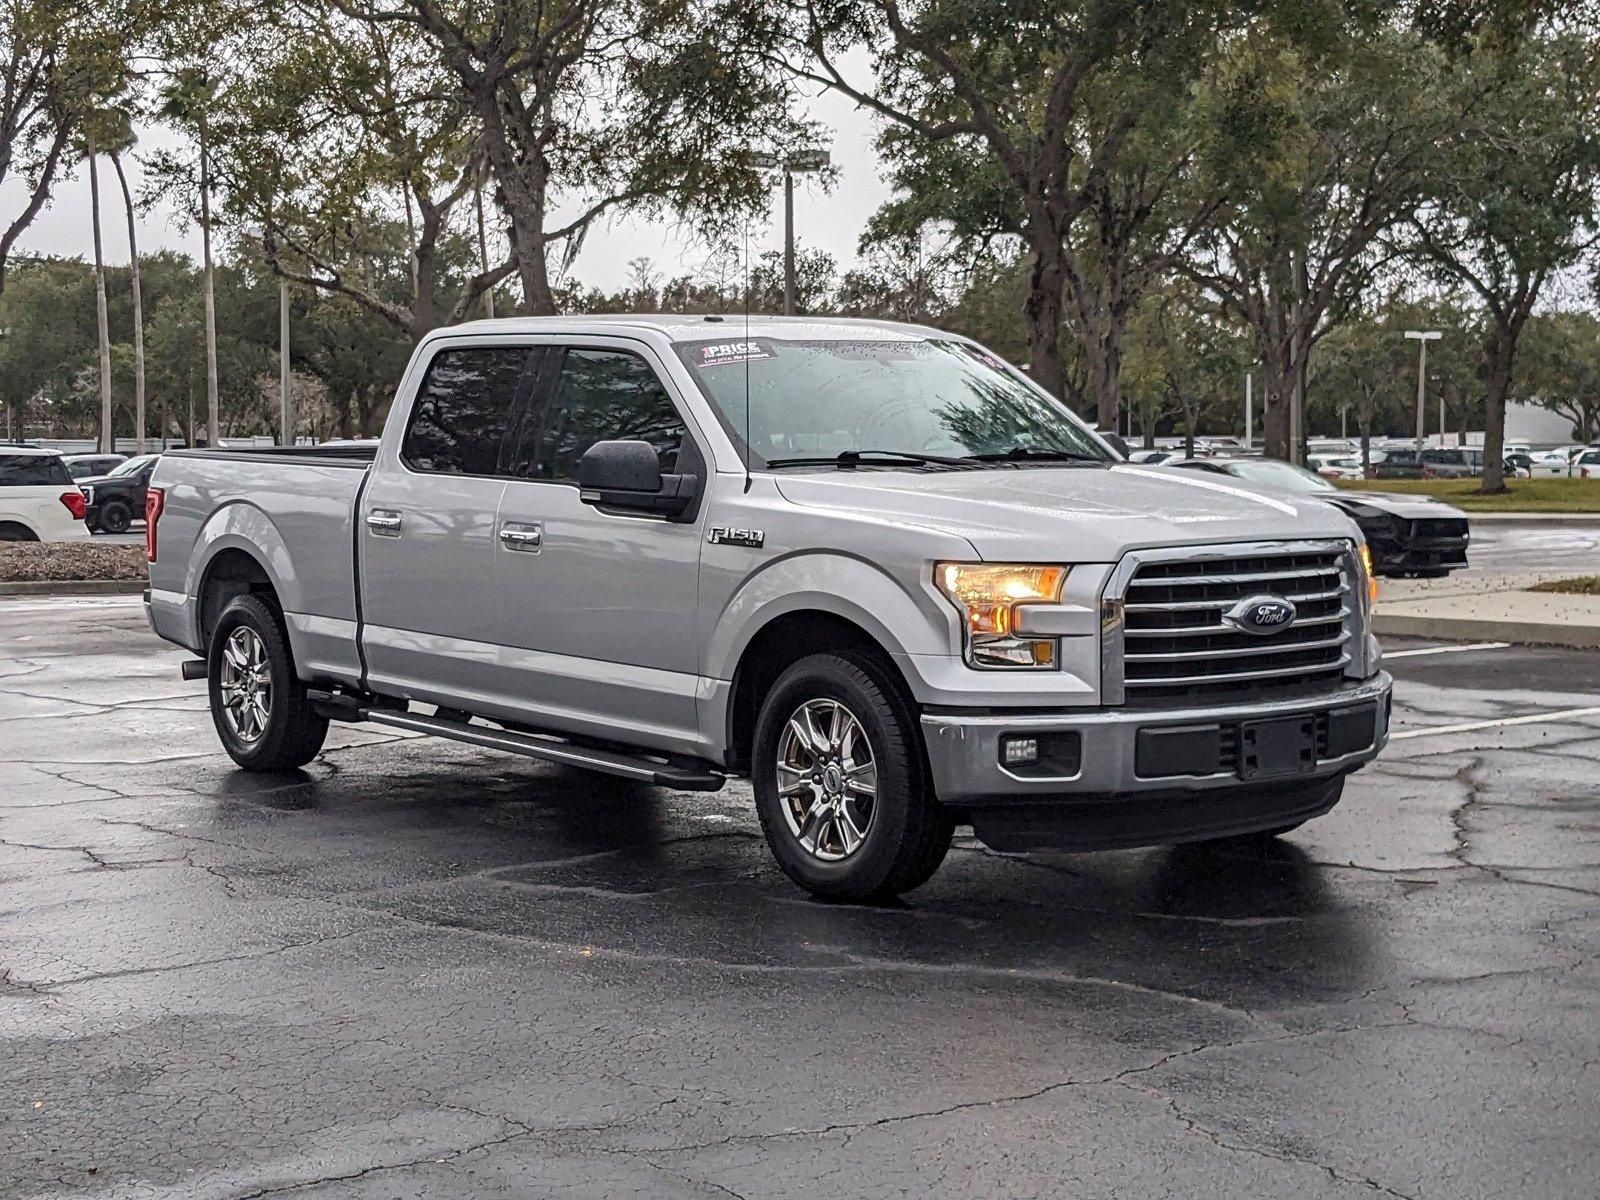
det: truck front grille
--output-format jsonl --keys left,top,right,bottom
{"left": 1106, "top": 543, "right": 1358, "bottom": 707}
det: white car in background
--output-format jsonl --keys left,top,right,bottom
{"left": 1306, "top": 453, "right": 1366, "bottom": 480}
{"left": 1574, "top": 447, "right": 1600, "bottom": 479}
{"left": 0, "top": 446, "right": 92, "bottom": 542}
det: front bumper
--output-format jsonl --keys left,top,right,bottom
{"left": 921, "top": 672, "right": 1391, "bottom": 807}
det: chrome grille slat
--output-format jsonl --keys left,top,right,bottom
{"left": 1124, "top": 654, "right": 1353, "bottom": 689}
{"left": 1125, "top": 584, "right": 1348, "bottom": 613}
{"left": 1126, "top": 565, "right": 1339, "bottom": 588}
{"left": 1126, "top": 608, "right": 1350, "bottom": 637}
{"left": 1125, "top": 633, "right": 1348, "bottom": 663}
{"left": 1104, "top": 541, "right": 1360, "bottom": 707}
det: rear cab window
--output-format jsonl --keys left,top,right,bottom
{"left": 400, "top": 347, "right": 538, "bottom": 477}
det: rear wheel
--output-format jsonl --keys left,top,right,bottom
{"left": 753, "top": 652, "right": 954, "bottom": 900}
{"left": 207, "top": 593, "right": 328, "bottom": 771}
{"left": 0, "top": 522, "right": 38, "bottom": 542}
{"left": 98, "top": 499, "right": 132, "bottom": 534}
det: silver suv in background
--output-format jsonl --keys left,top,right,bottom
{"left": 144, "top": 317, "right": 1391, "bottom": 899}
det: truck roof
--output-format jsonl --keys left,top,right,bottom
{"left": 433, "top": 314, "right": 952, "bottom": 344}
{"left": 0, "top": 445, "right": 65, "bottom": 457}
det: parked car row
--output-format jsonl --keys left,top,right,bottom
{"left": 0, "top": 446, "right": 164, "bottom": 541}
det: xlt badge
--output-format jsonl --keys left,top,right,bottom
{"left": 708, "top": 527, "right": 765, "bottom": 548}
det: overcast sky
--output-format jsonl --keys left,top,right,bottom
{"left": 0, "top": 63, "right": 893, "bottom": 294}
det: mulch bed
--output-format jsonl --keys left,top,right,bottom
{"left": 0, "top": 542, "right": 149, "bottom": 583}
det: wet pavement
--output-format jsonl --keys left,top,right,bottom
{"left": 2, "top": 596, "right": 1597, "bottom": 1199}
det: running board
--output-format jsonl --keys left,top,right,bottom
{"left": 326, "top": 699, "right": 724, "bottom": 792}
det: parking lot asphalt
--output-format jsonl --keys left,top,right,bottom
{"left": 2, "top": 596, "right": 1597, "bottom": 1199}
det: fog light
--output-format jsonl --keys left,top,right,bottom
{"left": 1001, "top": 736, "right": 1040, "bottom": 766}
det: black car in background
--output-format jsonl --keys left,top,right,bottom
{"left": 77, "top": 453, "right": 159, "bottom": 534}
{"left": 1166, "top": 457, "right": 1470, "bottom": 577}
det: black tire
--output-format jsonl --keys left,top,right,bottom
{"left": 207, "top": 593, "right": 329, "bottom": 771}
{"left": 0, "top": 522, "right": 38, "bottom": 542}
{"left": 98, "top": 500, "right": 133, "bottom": 535}
{"left": 752, "top": 651, "right": 954, "bottom": 900}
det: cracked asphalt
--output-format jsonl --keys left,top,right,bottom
{"left": 2, "top": 596, "right": 1597, "bottom": 1199}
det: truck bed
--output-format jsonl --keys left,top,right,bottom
{"left": 146, "top": 447, "right": 373, "bottom": 686}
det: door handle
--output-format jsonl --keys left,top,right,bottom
{"left": 366, "top": 510, "right": 403, "bottom": 536}
{"left": 499, "top": 522, "right": 542, "bottom": 552}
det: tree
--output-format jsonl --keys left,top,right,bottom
{"left": 776, "top": 0, "right": 1235, "bottom": 424}
{"left": 1403, "top": 32, "right": 1600, "bottom": 492}
{"left": 220, "top": 12, "right": 512, "bottom": 344}
{"left": 0, "top": 0, "right": 93, "bottom": 302}
{"left": 317, "top": 0, "right": 802, "bottom": 316}
{"left": 103, "top": 109, "right": 147, "bottom": 452}
{"left": 157, "top": 66, "right": 223, "bottom": 445}
{"left": 1520, "top": 311, "right": 1600, "bottom": 443}
{"left": 1183, "top": 26, "right": 1460, "bottom": 462}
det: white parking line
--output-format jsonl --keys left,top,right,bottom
{"left": 1392, "top": 705, "right": 1600, "bottom": 741}
{"left": 1383, "top": 641, "right": 1511, "bottom": 659}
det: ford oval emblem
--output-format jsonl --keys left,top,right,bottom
{"left": 1224, "top": 594, "right": 1298, "bottom": 636}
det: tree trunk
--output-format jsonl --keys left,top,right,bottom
{"left": 1479, "top": 319, "right": 1518, "bottom": 495}
{"left": 111, "top": 153, "right": 147, "bottom": 454}
{"left": 1025, "top": 245, "right": 1068, "bottom": 402}
{"left": 88, "top": 134, "right": 114, "bottom": 454}
{"left": 199, "top": 119, "right": 220, "bottom": 447}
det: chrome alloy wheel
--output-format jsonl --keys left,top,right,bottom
{"left": 775, "top": 697, "right": 877, "bottom": 862}
{"left": 219, "top": 626, "right": 271, "bottom": 743}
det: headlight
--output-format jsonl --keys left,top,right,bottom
{"left": 935, "top": 563, "right": 1067, "bottom": 668}
{"left": 1356, "top": 541, "right": 1379, "bottom": 607}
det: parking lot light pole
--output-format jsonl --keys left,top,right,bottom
{"left": 752, "top": 148, "right": 831, "bottom": 315}
{"left": 1405, "top": 330, "right": 1441, "bottom": 454}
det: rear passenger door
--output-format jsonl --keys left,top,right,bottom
{"left": 491, "top": 340, "right": 709, "bottom": 755}
{"left": 359, "top": 343, "right": 544, "bottom": 707}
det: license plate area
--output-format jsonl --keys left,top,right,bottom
{"left": 1238, "top": 715, "right": 1317, "bottom": 781}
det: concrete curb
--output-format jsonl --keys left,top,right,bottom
{"left": 1373, "top": 611, "right": 1600, "bottom": 650}
{"left": 0, "top": 579, "right": 145, "bottom": 597}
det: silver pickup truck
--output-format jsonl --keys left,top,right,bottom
{"left": 145, "top": 315, "right": 1391, "bottom": 899}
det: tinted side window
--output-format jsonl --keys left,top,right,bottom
{"left": 0, "top": 454, "right": 71, "bottom": 486}
{"left": 401, "top": 348, "right": 532, "bottom": 476}
{"left": 525, "top": 349, "right": 686, "bottom": 483}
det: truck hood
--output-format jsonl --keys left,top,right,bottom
{"left": 772, "top": 464, "right": 1361, "bottom": 561}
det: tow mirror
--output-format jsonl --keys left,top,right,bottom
{"left": 578, "top": 440, "right": 697, "bottom": 519}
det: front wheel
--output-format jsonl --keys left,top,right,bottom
{"left": 752, "top": 652, "right": 954, "bottom": 900}
{"left": 207, "top": 593, "right": 329, "bottom": 771}
{"left": 98, "top": 500, "right": 132, "bottom": 535}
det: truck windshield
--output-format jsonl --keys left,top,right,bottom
{"left": 672, "top": 338, "right": 1110, "bottom": 467}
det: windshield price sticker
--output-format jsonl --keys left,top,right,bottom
{"left": 693, "top": 340, "right": 776, "bottom": 367}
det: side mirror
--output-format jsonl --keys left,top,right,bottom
{"left": 578, "top": 440, "right": 697, "bottom": 519}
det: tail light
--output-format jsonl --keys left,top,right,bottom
{"left": 145, "top": 487, "right": 165, "bottom": 562}
{"left": 60, "top": 491, "right": 87, "bottom": 520}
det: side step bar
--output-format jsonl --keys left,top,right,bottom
{"left": 307, "top": 690, "right": 724, "bottom": 792}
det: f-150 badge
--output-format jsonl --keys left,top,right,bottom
{"left": 708, "top": 527, "right": 765, "bottom": 548}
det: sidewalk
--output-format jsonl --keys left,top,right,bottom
{"left": 1374, "top": 571, "right": 1600, "bottom": 649}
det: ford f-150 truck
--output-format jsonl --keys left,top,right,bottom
{"left": 144, "top": 316, "right": 1391, "bottom": 899}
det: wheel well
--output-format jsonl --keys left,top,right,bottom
{"left": 0, "top": 520, "right": 40, "bottom": 541}
{"left": 724, "top": 610, "right": 911, "bottom": 774}
{"left": 198, "top": 549, "right": 277, "bottom": 646}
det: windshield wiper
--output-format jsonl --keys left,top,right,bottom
{"left": 962, "top": 447, "right": 1105, "bottom": 464}
{"left": 765, "top": 449, "right": 977, "bottom": 470}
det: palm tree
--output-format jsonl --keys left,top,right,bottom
{"left": 102, "top": 109, "right": 147, "bottom": 454}
{"left": 84, "top": 125, "right": 114, "bottom": 454}
{"left": 159, "top": 68, "right": 220, "bottom": 447}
